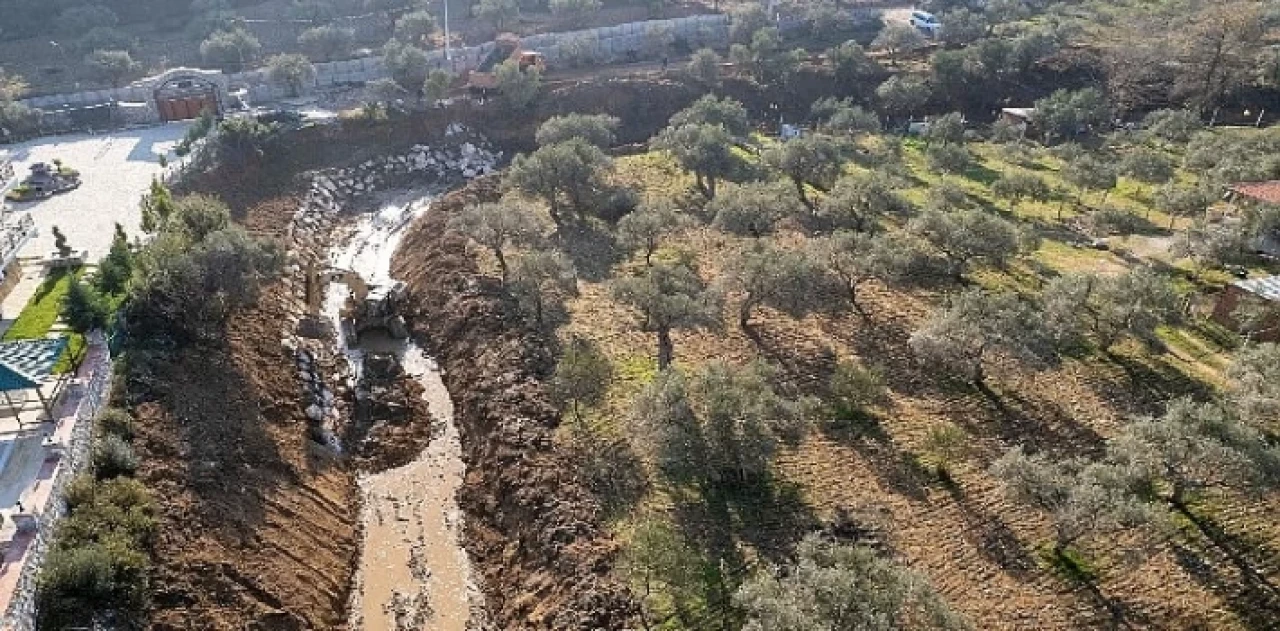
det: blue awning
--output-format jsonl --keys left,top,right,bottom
{"left": 0, "top": 337, "right": 68, "bottom": 391}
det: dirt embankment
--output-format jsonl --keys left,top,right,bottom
{"left": 128, "top": 194, "right": 359, "bottom": 630}
{"left": 391, "top": 177, "right": 639, "bottom": 630}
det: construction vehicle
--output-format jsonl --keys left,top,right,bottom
{"left": 466, "top": 33, "right": 546, "bottom": 93}
{"left": 298, "top": 263, "right": 409, "bottom": 344}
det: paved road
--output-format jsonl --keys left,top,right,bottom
{"left": 4, "top": 123, "right": 191, "bottom": 263}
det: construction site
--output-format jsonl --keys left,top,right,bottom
{"left": 2, "top": 0, "right": 1280, "bottom": 629}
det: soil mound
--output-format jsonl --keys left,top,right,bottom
{"left": 129, "top": 195, "right": 358, "bottom": 630}
{"left": 392, "top": 177, "right": 639, "bottom": 630}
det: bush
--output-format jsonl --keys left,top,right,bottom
{"left": 93, "top": 434, "right": 138, "bottom": 479}
{"left": 828, "top": 359, "right": 885, "bottom": 420}
{"left": 925, "top": 143, "right": 972, "bottom": 174}
{"left": 266, "top": 53, "right": 315, "bottom": 97}
{"left": 200, "top": 28, "right": 261, "bottom": 71}
{"left": 536, "top": 113, "right": 619, "bottom": 148}
{"left": 687, "top": 48, "right": 721, "bottom": 84}
{"left": 97, "top": 408, "right": 135, "bottom": 441}
{"left": 298, "top": 25, "right": 355, "bottom": 62}
{"left": 76, "top": 26, "right": 136, "bottom": 54}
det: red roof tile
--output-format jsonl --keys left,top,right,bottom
{"left": 1230, "top": 180, "right": 1280, "bottom": 205}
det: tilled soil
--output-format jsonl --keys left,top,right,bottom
{"left": 391, "top": 177, "right": 640, "bottom": 630}
{"left": 131, "top": 211, "right": 360, "bottom": 628}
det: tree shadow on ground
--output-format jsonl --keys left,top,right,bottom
{"left": 1096, "top": 350, "right": 1216, "bottom": 415}
{"left": 671, "top": 476, "right": 820, "bottom": 568}
{"left": 1173, "top": 539, "right": 1280, "bottom": 631}
{"left": 554, "top": 219, "right": 623, "bottom": 282}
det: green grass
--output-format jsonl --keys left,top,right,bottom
{"left": 3, "top": 268, "right": 84, "bottom": 374}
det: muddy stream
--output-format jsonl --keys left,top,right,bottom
{"left": 325, "top": 192, "right": 482, "bottom": 630}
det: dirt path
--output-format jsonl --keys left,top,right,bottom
{"left": 333, "top": 192, "right": 483, "bottom": 630}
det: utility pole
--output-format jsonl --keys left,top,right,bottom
{"left": 443, "top": 0, "right": 452, "bottom": 61}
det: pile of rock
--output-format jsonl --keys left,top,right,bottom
{"left": 276, "top": 133, "right": 500, "bottom": 450}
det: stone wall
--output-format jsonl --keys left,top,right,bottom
{"left": 2, "top": 334, "right": 113, "bottom": 630}
{"left": 20, "top": 14, "right": 729, "bottom": 115}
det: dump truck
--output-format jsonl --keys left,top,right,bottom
{"left": 466, "top": 33, "right": 546, "bottom": 93}
{"left": 298, "top": 264, "right": 409, "bottom": 343}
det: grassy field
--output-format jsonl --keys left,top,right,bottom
{"left": 513, "top": 124, "right": 1280, "bottom": 629}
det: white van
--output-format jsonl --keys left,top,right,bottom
{"left": 910, "top": 11, "right": 942, "bottom": 37}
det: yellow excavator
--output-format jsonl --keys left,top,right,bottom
{"left": 297, "top": 263, "right": 408, "bottom": 344}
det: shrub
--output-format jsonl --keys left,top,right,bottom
{"left": 828, "top": 359, "right": 885, "bottom": 420}
{"left": 266, "top": 53, "right": 315, "bottom": 97}
{"left": 687, "top": 48, "right": 721, "bottom": 84}
{"left": 200, "top": 28, "right": 261, "bottom": 71}
{"left": 97, "top": 408, "right": 135, "bottom": 441}
{"left": 535, "top": 113, "right": 619, "bottom": 148}
{"left": 93, "top": 434, "right": 138, "bottom": 479}
{"left": 298, "top": 25, "right": 355, "bottom": 62}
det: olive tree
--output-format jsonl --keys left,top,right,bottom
{"left": 709, "top": 181, "right": 805, "bottom": 238}
{"left": 722, "top": 242, "right": 835, "bottom": 331}
{"left": 910, "top": 289, "right": 1055, "bottom": 386}
{"left": 84, "top": 50, "right": 138, "bottom": 88}
{"left": 737, "top": 534, "right": 969, "bottom": 631}
{"left": 687, "top": 48, "right": 722, "bottom": 85}
{"left": 200, "top": 28, "right": 261, "bottom": 71}
{"left": 908, "top": 209, "right": 1021, "bottom": 281}
{"left": 1227, "top": 343, "right": 1280, "bottom": 427}
{"left": 474, "top": 0, "right": 519, "bottom": 28}
{"left": 1143, "top": 109, "right": 1202, "bottom": 145}
{"left": 616, "top": 201, "right": 691, "bottom": 265}
{"left": 764, "top": 134, "right": 844, "bottom": 207}
{"left": 535, "top": 113, "right": 620, "bottom": 148}
{"left": 813, "top": 98, "right": 881, "bottom": 135}
{"left": 653, "top": 124, "right": 739, "bottom": 198}
{"left": 509, "top": 250, "right": 577, "bottom": 329}
{"left": 298, "top": 25, "right": 354, "bottom": 62}
{"left": 1154, "top": 182, "right": 1214, "bottom": 228}
{"left": 1031, "top": 88, "right": 1111, "bottom": 143}
{"left": 495, "top": 58, "right": 542, "bottom": 108}
{"left": 1109, "top": 398, "right": 1280, "bottom": 514}
{"left": 992, "top": 171, "right": 1052, "bottom": 210}
{"left": 819, "top": 172, "right": 913, "bottom": 232}
{"left": 925, "top": 143, "right": 972, "bottom": 175}
{"left": 876, "top": 75, "right": 931, "bottom": 121}
{"left": 394, "top": 10, "right": 437, "bottom": 47}
{"left": 504, "top": 138, "right": 612, "bottom": 223}
{"left": 1119, "top": 149, "right": 1175, "bottom": 186}
{"left": 1171, "top": 219, "right": 1255, "bottom": 273}
{"left": 266, "top": 53, "right": 315, "bottom": 97}
{"left": 927, "top": 112, "right": 966, "bottom": 146}
{"left": 1061, "top": 155, "right": 1117, "bottom": 205}
{"left": 611, "top": 260, "right": 722, "bottom": 368}
{"left": 383, "top": 39, "right": 430, "bottom": 95}
{"left": 448, "top": 200, "right": 546, "bottom": 282}
{"left": 993, "top": 448, "right": 1155, "bottom": 561}
{"left": 630, "top": 361, "right": 807, "bottom": 486}
{"left": 729, "top": 27, "right": 804, "bottom": 86}
{"left": 812, "top": 230, "right": 903, "bottom": 318}
{"left": 828, "top": 40, "right": 881, "bottom": 89}
{"left": 550, "top": 335, "right": 613, "bottom": 424}
{"left": 1041, "top": 267, "right": 1180, "bottom": 351}
{"left": 871, "top": 23, "right": 925, "bottom": 66}
{"left": 670, "top": 95, "right": 751, "bottom": 137}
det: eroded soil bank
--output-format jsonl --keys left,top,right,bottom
{"left": 392, "top": 177, "right": 639, "bottom": 629}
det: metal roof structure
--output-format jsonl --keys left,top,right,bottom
{"left": 0, "top": 338, "right": 68, "bottom": 392}
{"left": 1234, "top": 275, "right": 1280, "bottom": 303}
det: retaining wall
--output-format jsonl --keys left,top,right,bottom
{"left": 20, "top": 14, "right": 729, "bottom": 114}
{"left": 0, "top": 333, "right": 113, "bottom": 630}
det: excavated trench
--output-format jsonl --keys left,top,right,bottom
{"left": 323, "top": 191, "right": 485, "bottom": 630}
